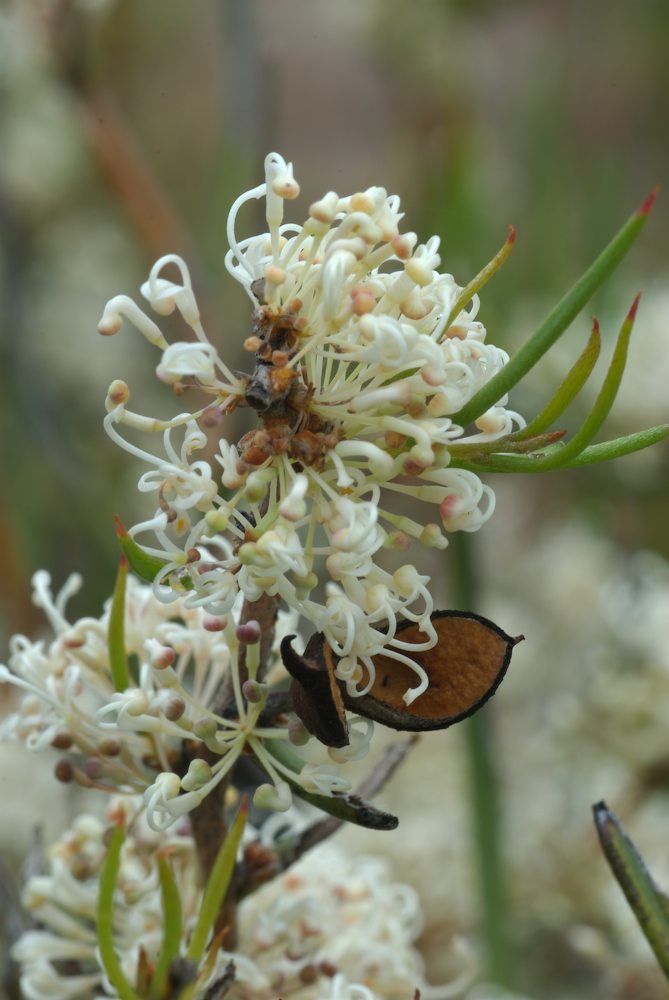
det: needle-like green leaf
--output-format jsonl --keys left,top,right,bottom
{"left": 108, "top": 556, "right": 130, "bottom": 692}
{"left": 451, "top": 189, "right": 657, "bottom": 427}
{"left": 593, "top": 801, "right": 669, "bottom": 980}
{"left": 443, "top": 226, "right": 516, "bottom": 335}
{"left": 186, "top": 798, "right": 248, "bottom": 965}
{"left": 97, "top": 825, "right": 140, "bottom": 1000}
{"left": 151, "top": 854, "right": 184, "bottom": 999}
{"left": 451, "top": 295, "right": 642, "bottom": 474}
{"left": 563, "top": 425, "right": 669, "bottom": 467}
{"left": 115, "top": 515, "right": 193, "bottom": 590}
{"left": 512, "top": 323, "right": 601, "bottom": 441}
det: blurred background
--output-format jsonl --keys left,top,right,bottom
{"left": 0, "top": 1, "right": 668, "bottom": 998}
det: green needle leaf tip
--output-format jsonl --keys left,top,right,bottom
{"left": 593, "top": 800, "right": 669, "bottom": 981}
{"left": 186, "top": 797, "right": 249, "bottom": 965}
{"left": 452, "top": 188, "right": 658, "bottom": 428}
{"left": 115, "top": 515, "right": 193, "bottom": 591}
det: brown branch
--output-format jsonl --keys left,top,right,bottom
{"left": 237, "top": 593, "right": 280, "bottom": 685}
{"left": 80, "top": 90, "right": 193, "bottom": 261}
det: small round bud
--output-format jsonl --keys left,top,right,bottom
{"left": 242, "top": 679, "right": 268, "bottom": 703}
{"left": 181, "top": 759, "right": 212, "bottom": 792}
{"left": 164, "top": 697, "right": 186, "bottom": 722}
{"left": 299, "top": 965, "right": 319, "bottom": 985}
{"left": 204, "top": 508, "right": 231, "bottom": 534}
{"left": 253, "top": 781, "right": 292, "bottom": 812}
{"left": 148, "top": 642, "right": 176, "bottom": 670}
{"left": 54, "top": 759, "right": 74, "bottom": 783}
{"left": 271, "top": 174, "right": 300, "bottom": 200}
{"left": 420, "top": 523, "right": 449, "bottom": 550}
{"left": 125, "top": 690, "right": 149, "bottom": 717}
{"left": 440, "top": 493, "right": 463, "bottom": 525}
{"left": 107, "top": 380, "right": 130, "bottom": 405}
{"left": 405, "top": 256, "right": 433, "bottom": 286}
{"left": 201, "top": 406, "right": 223, "bottom": 428}
{"left": 236, "top": 620, "right": 261, "bottom": 645}
{"left": 350, "top": 286, "right": 376, "bottom": 315}
{"left": 288, "top": 719, "right": 310, "bottom": 746}
{"left": 193, "top": 718, "right": 218, "bottom": 741}
{"left": 84, "top": 758, "right": 103, "bottom": 779}
{"left": 385, "top": 529, "right": 411, "bottom": 552}
{"left": 265, "top": 264, "right": 286, "bottom": 286}
{"left": 309, "top": 191, "right": 339, "bottom": 224}
{"left": 350, "top": 192, "right": 374, "bottom": 214}
{"left": 51, "top": 730, "right": 73, "bottom": 751}
{"left": 391, "top": 233, "right": 416, "bottom": 260}
{"left": 98, "top": 737, "right": 122, "bottom": 757}
{"left": 203, "top": 615, "right": 227, "bottom": 632}
{"left": 393, "top": 564, "right": 420, "bottom": 598}
{"left": 70, "top": 857, "right": 93, "bottom": 881}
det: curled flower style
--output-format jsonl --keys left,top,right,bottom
{"left": 100, "top": 153, "right": 522, "bottom": 704}
{"left": 13, "top": 797, "right": 473, "bottom": 1000}
{"left": 0, "top": 572, "right": 369, "bottom": 830}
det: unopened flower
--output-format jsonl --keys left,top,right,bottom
{"left": 100, "top": 153, "right": 521, "bottom": 704}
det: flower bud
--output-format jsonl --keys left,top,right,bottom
{"left": 193, "top": 718, "right": 218, "bottom": 741}
{"left": 253, "top": 781, "right": 292, "bottom": 812}
{"left": 242, "top": 679, "right": 267, "bottom": 703}
{"left": 181, "top": 759, "right": 212, "bottom": 792}
{"left": 237, "top": 620, "right": 261, "bottom": 645}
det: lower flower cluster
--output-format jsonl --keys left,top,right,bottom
{"left": 14, "top": 796, "right": 465, "bottom": 1000}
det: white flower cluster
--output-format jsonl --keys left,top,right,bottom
{"left": 13, "top": 796, "right": 470, "bottom": 1000}
{"left": 100, "top": 153, "right": 521, "bottom": 705}
{"left": 0, "top": 572, "right": 368, "bottom": 831}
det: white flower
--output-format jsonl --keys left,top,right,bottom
{"left": 0, "top": 571, "right": 366, "bottom": 829}
{"left": 13, "top": 800, "right": 470, "bottom": 1000}
{"left": 98, "top": 152, "right": 522, "bottom": 703}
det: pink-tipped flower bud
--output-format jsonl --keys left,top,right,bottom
{"left": 164, "top": 697, "right": 186, "bottom": 722}
{"left": 107, "top": 380, "right": 130, "bottom": 406}
{"left": 288, "top": 719, "right": 311, "bottom": 746}
{"left": 236, "top": 620, "right": 261, "bottom": 645}
{"left": 203, "top": 615, "right": 227, "bottom": 632}
{"left": 242, "top": 679, "right": 268, "bottom": 704}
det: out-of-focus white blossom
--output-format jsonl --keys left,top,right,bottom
{"left": 13, "top": 797, "right": 472, "bottom": 1000}
{"left": 100, "top": 153, "right": 522, "bottom": 704}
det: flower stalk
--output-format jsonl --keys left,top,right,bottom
{"left": 452, "top": 532, "right": 515, "bottom": 989}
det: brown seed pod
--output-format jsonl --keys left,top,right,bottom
{"left": 280, "top": 634, "right": 349, "bottom": 748}
{"left": 281, "top": 611, "right": 522, "bottom": 746}
{"left": 345, "top": 611, "right": 522, "bottom": 731}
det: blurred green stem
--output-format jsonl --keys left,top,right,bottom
{"left": 451, "top": 532, "right": 514, "bottom": 988}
